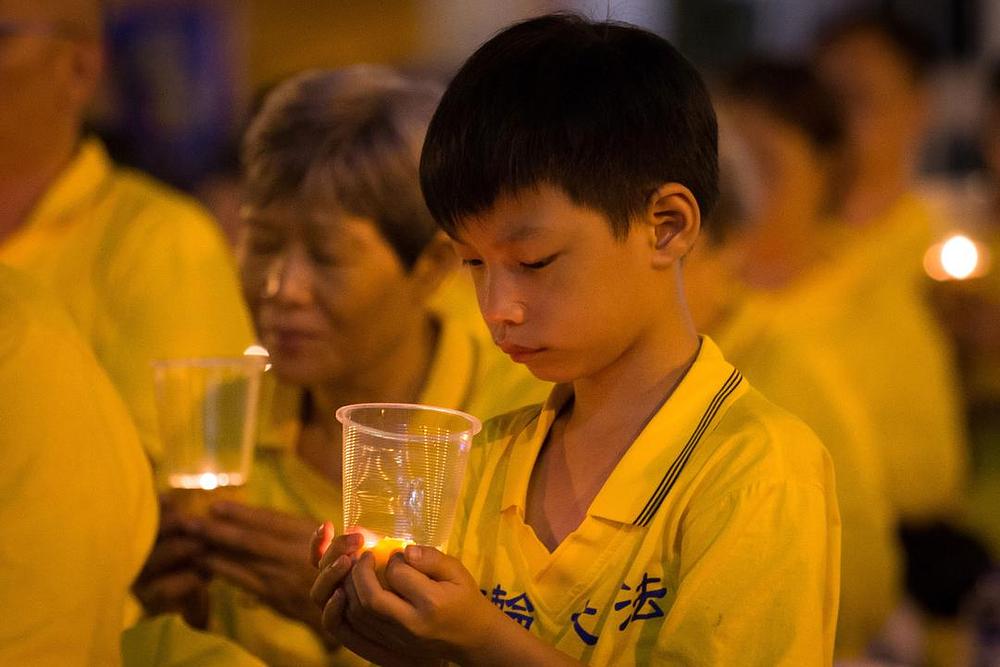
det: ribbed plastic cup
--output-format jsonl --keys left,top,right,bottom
{"left": 338, "top": 403, "right": 482, "bottom": 555}
{"left": 152, "top": 356, "right": 265, "bottom": 502}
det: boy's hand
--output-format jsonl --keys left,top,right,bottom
{"left": 310, "top": 532, "right": 366, "bottom": 632}
{"left": 335, "top": 545, "right": 505, "bottom": 665}
{"left": 132, "top": 494, "right": 211, "bottom": 629}
{"left": 198, "top": 502, "right": 331, "bottom": 636}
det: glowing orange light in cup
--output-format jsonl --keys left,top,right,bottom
{"left": 924, "top": 233, "right": 992, "bottom": 281}
{"left": 152, "top": 356, "right": 265, "bottom": 516}
{"left": 338, "top": 403, "right": 482, "bottom": 586}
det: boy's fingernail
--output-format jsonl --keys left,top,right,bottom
{"left": 346, "top": 532, "right": 363, "bottom": 548}
{"left": 404, "top": 544, "right": 421, "bottom": 562}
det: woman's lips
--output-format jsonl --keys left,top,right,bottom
{"left": 267, "top": 328, "right": 322, "bottom": 354}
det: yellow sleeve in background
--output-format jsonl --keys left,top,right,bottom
{"left": 0, "top": 267, "right": 157, "bottom": 666}
{"left": 0, "top": 140, "right": 256, "bottom": 463}
{"left": 92, "top": 176, "right": 256, "bottom": 462}
{"left": 714, "top": 299, "right": 901, "bottom": 659}
{"left": 122, "top": 615, "right": 266, "bottom": 667}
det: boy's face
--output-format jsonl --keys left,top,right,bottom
{"left": 453, "top": 185, "right": 665, "bottom": 384}
{"left": 239, "top": 199, "right": 425, "bottom": 387}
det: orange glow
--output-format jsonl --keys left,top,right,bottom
{"left": 351, "top": 527, "right": 414, "bottom": 585}
{"left": 924, "top": 234, "right": 991, "bottom": 281}
{"left": 243, "top": 344, "right": 272, "bottom": 371}
{"left": 167, "top": 471, "right": 245, "bottom": 490}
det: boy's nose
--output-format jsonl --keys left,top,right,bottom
{"left": 479, "top": 271, "right": 525, "bottom": 329}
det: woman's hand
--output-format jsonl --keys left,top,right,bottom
{"left": 198, "top": 502, "right": 331, "bottom": 636}
{"left": 132, "top": 494, "right": 211, "bottom": 629}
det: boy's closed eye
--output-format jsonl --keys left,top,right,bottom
{"left": 519, "top": 254, "right": 558, "bottom": 270}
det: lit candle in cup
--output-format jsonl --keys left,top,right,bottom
{"left": 352, "top": 527, "right": 414, "bottom": 585}
{"left": 167, "top": 471, "right": 244, "bottom": 517}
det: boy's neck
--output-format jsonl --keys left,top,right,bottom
{"left": 525, "top": 317, "right": 699, "bottom": 552}
{"left": 567, "top": 313, "right": 700, "bottom": 444}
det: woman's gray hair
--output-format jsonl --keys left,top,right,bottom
{"left": 242, "top": 65, "right": 444, "bottom": 268}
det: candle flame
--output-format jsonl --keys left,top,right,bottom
{"left": 924, "top": 234, "right": 991, "bottom": 281}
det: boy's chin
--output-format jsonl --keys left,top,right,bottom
{"left": 521, "top": 360, "right": 577, "bottom": 385}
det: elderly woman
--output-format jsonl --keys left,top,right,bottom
{"left": 134, "top": 66, "right": 547, "bottom": 666}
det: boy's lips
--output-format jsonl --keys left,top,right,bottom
{"left": 498, "top": 342, "right": 545, "bottom": 362}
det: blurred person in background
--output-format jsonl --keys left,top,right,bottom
{"left": 0, "top": 0, "right": 254, "bottom": 462}
{"left": 693, "top": 59, "right": 901, "bottom": 661}
{"left": 811, "top": 8, "right": 969, "bottom": 525}
{"left": 133, "top": 66, "right": 549, "bottom": 667}
{"left": 930, "top": 61, "right": 1000, "bottom": 562}
{"left": 813, "top": 10, "right": 994, "bottom": 665}
{"left": 0, "top": 265, "right": 156, "bottom": 665}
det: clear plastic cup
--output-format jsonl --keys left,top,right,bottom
{"left": 338, "top": 403, "right": 482, "bottom": 560}
{"left": 152, "top": 356, "right": 265, "bottom": 512}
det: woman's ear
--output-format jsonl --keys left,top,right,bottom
{"left": 646, "top": 183, "right": 701, "bottom": 269}
{"left": 409, "top": 232, "right": 460, "bottom": 299}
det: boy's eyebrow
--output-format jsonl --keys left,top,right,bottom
{"left": 498, "top": 223, "right": 548, "bottom": 246}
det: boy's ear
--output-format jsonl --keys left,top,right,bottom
{"left": 645, "top": 183, "right": 701, "bottom": 269}
{"left": 409, "top": 232, "right": 460, "bottom": 299}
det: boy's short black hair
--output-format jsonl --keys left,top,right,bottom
{"left": 724, "top": 58, "right": 844, "bottom": 154}
{"left": 815, "top": 8, "right": 938, "bottom": 84}
{"left": 420, "top": 13, "right": 719, "bottom": 239}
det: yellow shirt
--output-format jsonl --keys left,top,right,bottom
{"left": 713, "top": 296, "right": 900, "bottom": 659}
{"left": 0, "top": 266, "right": 157, "bottom": 666}
{"left": 0, "top": 138, "right": 255, "bottom": 461}
{"left": 451, "top": 338, "right": 840, "bottom": 666}
{"left": 210, "top": 314, "right": 551, "bottom": 667}
{"left": 775, "top": 193, "right": 968, "bottom": 521}
{"left": 122, "top": 614, "right": 266, "bottom": 667}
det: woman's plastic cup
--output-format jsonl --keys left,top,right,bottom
{"left": 337, "top": 403, "right": 482, "bottom": 579}
{"left": 152, "top": 356, "right": 265, "bottom": 515}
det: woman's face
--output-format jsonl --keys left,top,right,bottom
{"left": 239, "top": 199, "right": 425, "bottom": 387}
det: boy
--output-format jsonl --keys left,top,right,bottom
{"left": 312, "top": 15, "right": 839, "bottom": 665}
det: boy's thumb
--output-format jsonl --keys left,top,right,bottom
{"left": 403, "top": 545, "right": 460, "bottom": 581}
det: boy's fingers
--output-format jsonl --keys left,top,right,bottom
{"left": 403, "top": 545, "right": 465, "bottom": 583}
{"left": 320, "top": 587, "right": 347, "bottom": 635}
{"left": 348, "top": 552, "right": 416, "bottom": 623}
{"left": 318, "top": 532, "right": 363, "bottom": 570}
{"left": 310, "top": 521, "right": 335, "bottom": 567}
{"left": 310, "top": 554, "right": 353, "bottom": 608}
{"left": 382, "top": 554, "right": 434, "bottom": 605}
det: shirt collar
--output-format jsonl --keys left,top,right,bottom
{"left": 23, "top": 137, "right": 113, "bottom": 233}
{"left": 500, "top": 337, "right": 746, "bottom": 525}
